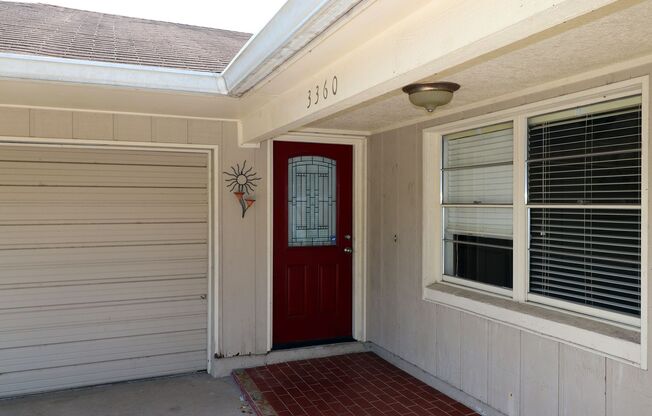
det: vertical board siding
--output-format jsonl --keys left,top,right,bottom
{"left": 30, "top": 109, "right": 72, "bottom": 138}
{"left": 188, "top": 119, "right": 223, "bottom": 145}
{"left": 397, "top": 126, "right": 422, "bottom": 366}
{"left": 220, "top": 121, "right": 258, "bottom": 357}
{"left": 152, "top": 117, "right": 188, "bottom": 144}
{"left": 0, "top": 107, "right": 29, "bottom": 136}
{"left": 488, "top": 322, "right": 521, "bottom": 416}
{"left": 559, "top": 344, "right": 606, "bottom": 416}
{"left": 73, "top": 112, "right": 114, "bottom": 140}
{"left": 606, "top": 359, "right": 652, "bottom": 415}
{"left": 520, "top": 332, "right": 559, "bottom": 416}
{"left": 436, "top": 305, "right": 462, "bottom": 388}
{"left": 113, "top": 114, "right": 152, "bottom": 142}
{"left": 461, "top": 313, "right": 489, "bottom": 403}
{"left": 380, "top": 131, "right": 400, "bottom": 353}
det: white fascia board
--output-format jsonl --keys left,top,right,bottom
{"left": 0, "top": 53, "right": 228, "bottom": 95}
{"left": 221, "top": 0, "right": 363, "bottom": 97}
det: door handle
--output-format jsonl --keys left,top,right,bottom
{"left": 344, "top": 247, "right": 353, "bottom": 254}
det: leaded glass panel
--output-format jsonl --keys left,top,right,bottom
{"left": 288, "top": 156, "right": 337, "bottom": 247}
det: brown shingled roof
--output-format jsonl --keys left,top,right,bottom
{"left": 0, "top": 2, "right": 252, "bottom": 73}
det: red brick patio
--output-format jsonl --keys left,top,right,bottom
{"left": 233, "top": 352, "right": 479, "bottom": 416}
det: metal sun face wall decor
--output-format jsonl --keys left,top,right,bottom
{"left": 224, "top": 160, "right": 261, "bottom": 218}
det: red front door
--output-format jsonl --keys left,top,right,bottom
{"left": 273, "top": 141, "right": 353, "bottom": 348}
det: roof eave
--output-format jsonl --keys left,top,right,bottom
{"left": 221, "top": 0, "right": 364, "bottom": 97}
{"left": 0, "top": 52, "right": 229, "bottom": 95}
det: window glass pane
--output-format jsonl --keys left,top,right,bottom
{"left": 527, "top": 96, "right": 642, "bottom": 204}
{"left": 443, "top": 124, "right": 513, "bottom": 204}
{"left": 288, "top": 156, "right": 337, "bottom": 247}
{"left": 529, "top": 208, "right": 641, "bottom": 317}
{"left": 527, "top": 95, "right": 643, "bottom": 319}
{"left": 444, "top": 207, "right": 513, "bottom": 289}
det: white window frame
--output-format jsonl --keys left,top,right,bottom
{"left": 423, "top": 77, "right": 648, "bottom": 368}
{"left": 440, "top": 122, "right": 515, "bottom": 298}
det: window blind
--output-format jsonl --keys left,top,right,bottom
{"left": 442, "top": 123, "right": 514, "bottom": 289}
{"left": 444, "top": 124, "right": 513, "bottom": 204}
{"left": 528, "top": 96, "right": 641, "bottom": 204}
{"left": 445, "top": 207, "right": 512, "bottom": 239}
{"left": 529, "top": 209, "right": 641, "bottom": 316}
{"left": 527, "top": 96, "right": 642, "bottom": 317}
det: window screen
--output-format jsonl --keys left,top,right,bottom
{"left": 443, "top": 123, "right": 514, "bottom": 289}
{"left": 527, "top": 96, "right": 642, "bottom": 317}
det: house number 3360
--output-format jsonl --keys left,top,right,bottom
{"left": 307, "top": 76, "right": 338, "bottom": 109}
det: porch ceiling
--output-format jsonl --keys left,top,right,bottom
{"left": 307, "top": 0, "right": 652, "bottom": 134}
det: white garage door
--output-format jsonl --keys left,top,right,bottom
{"left": 0, "top": 145, "right": 210, "bottom": 398}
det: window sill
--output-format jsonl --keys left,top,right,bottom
{"left": 424, "top": 282, "right": 643, "bottom": 367}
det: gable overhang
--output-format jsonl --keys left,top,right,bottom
{"left": 221, "top": 0, "right": 364, "bottom": 97}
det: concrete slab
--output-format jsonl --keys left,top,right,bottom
{"left": 0, "top": 373, "right": 251, "bottom": 416}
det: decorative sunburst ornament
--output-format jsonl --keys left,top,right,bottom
{"left": 224, "top": 161, "right": 261, "bottom": 218}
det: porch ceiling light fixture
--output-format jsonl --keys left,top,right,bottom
{"left": 402, "top": 82, "right": 460, "bottom": 112}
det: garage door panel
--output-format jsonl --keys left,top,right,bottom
{"left": 0, "top": 298, "right": 206, "bottom": 332}
{"left": 0, "top": 145, "right": 209, "bottom": 397}
{"left": 0, "top": 146, "right": 208, "bottom": 167}
{"left": 0, "top": 351, "right": 207, "bottom": 399}
{"left": 0, "top": 206, "right": 208, "bottom": 224}
{"left": 0, "top": 313, "right": 207, "bottom": 349}
{"left": 0, "top": 277, "right": 207, "bottom": 309}
{"left": 0, "top": 244, "right": 207, "bottom": 284}
{"left": 0, "top": 244, "right": 207, "bottom": 269}
{"left": 1, "top": 260, "right": 207, "bottom": 285}
{"left": 0, "top": 187, "right": 207, "bottom": 224}
{"left": 0, "top": 222, "right": 207, "bottom": 249}
{"left": 0, "top": 162, "right": 208, "bottom": 187}
{"left": 0, "top": 186, "right": 208, "bottom": 203}
{"left": 2, "top": 330, "right": 207, "bottom": 373}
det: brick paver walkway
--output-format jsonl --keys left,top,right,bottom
{"left": 233, "top": 352, "right": 479, "bottom": 416}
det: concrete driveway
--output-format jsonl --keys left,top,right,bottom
{"left": 0, "top": 373, "right": 251, "bottom": 416}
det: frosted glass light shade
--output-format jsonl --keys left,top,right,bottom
{"left": 402, "top": 82, "right": 460, "bottom": 112}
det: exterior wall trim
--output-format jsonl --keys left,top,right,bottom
{"left": 267, "top": 132, "right": 368, "bottom": 351}
{"left": 0, "top": 136, "right": 222, "bottom": 373}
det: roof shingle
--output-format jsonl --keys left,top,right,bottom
{"left": 0, "top": 2, "right": 252, "bottom": 73}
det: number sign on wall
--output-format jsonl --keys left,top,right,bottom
{"left": 307, "top": 76, "right": 338, "bottom": 109}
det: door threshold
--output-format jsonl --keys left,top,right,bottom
{"left": 272, "top": 336, "right": 355, "bottom": 351}
{"left": 210, "top": 341, "right": 366, "bottom": 377}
